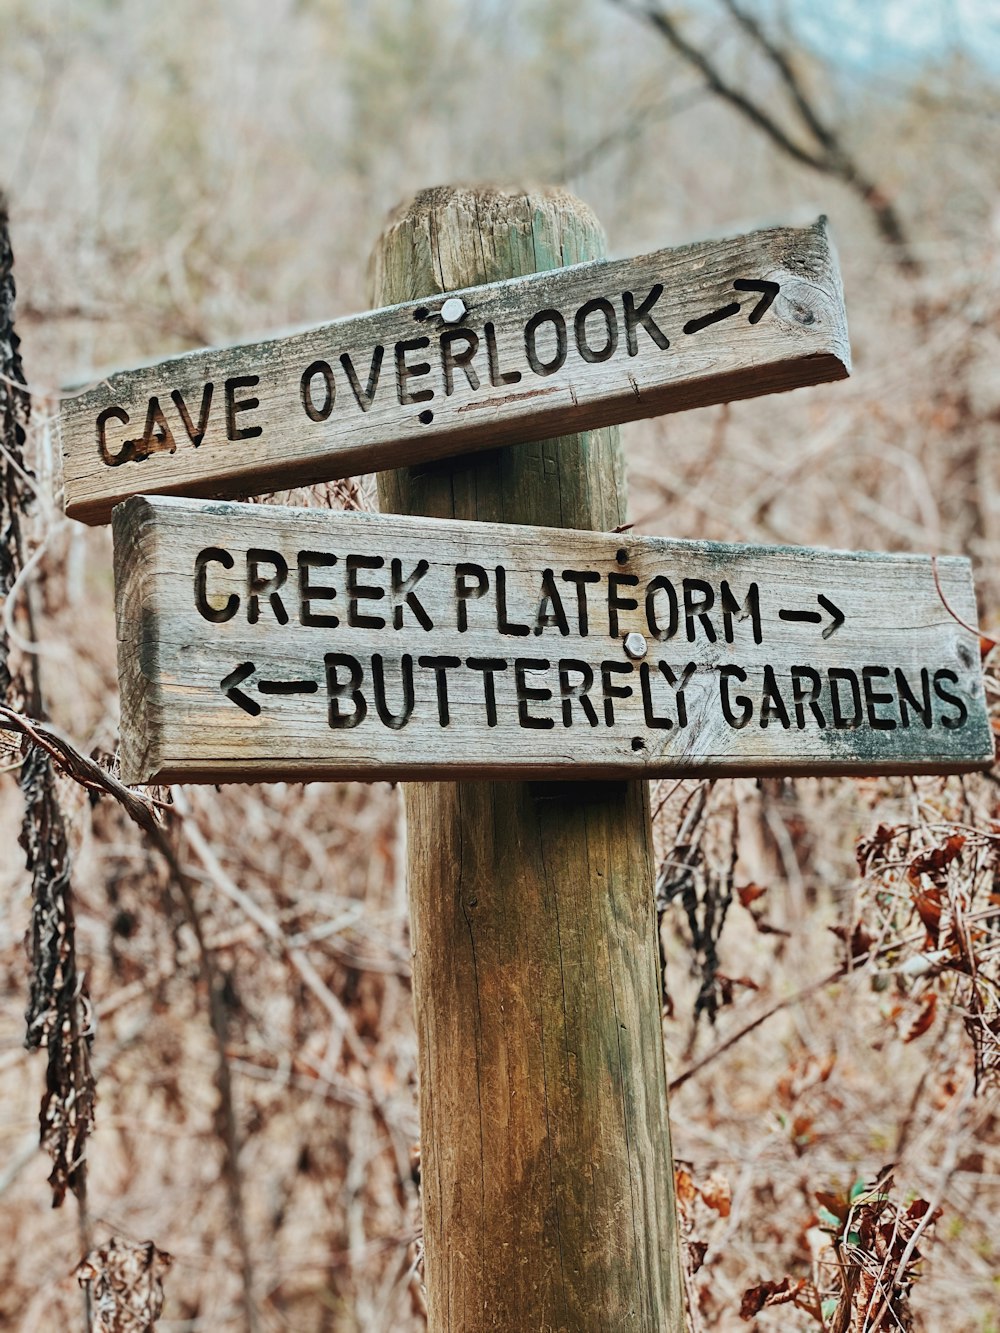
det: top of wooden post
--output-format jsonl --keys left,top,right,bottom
{"left": 370, "top": 183, "right": 608, "bottom": 299}
{"left": 370, "top": 182, "right": 633, "bottom": 532}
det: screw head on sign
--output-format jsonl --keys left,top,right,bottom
{"left": 623, "top": 632, "right": 648, "bottom": 660}
{"left": 440, "top": 297, "right": 468, "bottom": 324}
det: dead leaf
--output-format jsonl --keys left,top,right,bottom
{"left": 912, "top": 885, "right": 943, "bottom": 946}
{"left": 909, "top": 835, "right": 965, "bottom": 889}
{"left": 737, "top": 882, "right": 768, "bottom": 908}
{"left": 815, "top": 1189, "right": 850, "bottom": 1225}
{"left": 903, "top": 991, "right": 938, "bottom": 1042}
{"left": 686, "top": 1239, "right": 708, "bottom": 1273}
{"left": 675, "top": 1166, "right": 696, "bottom": 1209}
{"left": 791, "top": 1114, "right": 816, "bottom": 1151}
{"left": 856, "top": 823, "right": 898, "bottom": 874}
{"left": 739, "top": 1276, "right": 806, "bottom": 1319}
{"left": 829, "top": 920, "right": 875, "bottom": 962}
{"left": 75, "top": 1238, "right": 172, "bottom": 1333}
{"left": 698, "top": 1171, "right": 732, "bottom": 1218}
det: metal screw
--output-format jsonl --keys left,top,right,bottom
{"left": 440, "top": 297, "right": 468, "bottom": 324}
{"left": 623, "top": 631, "right": 648, "bottom": 660}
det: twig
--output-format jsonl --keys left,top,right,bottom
{"left": 1, "top": 683, "right": 418, "bottom": 1292}
{"left": 171, "top": 786, "right": 372, "bottom": 1071}
{"left": 1, "top": 703, "right": 258, "bottom": 1326}
{"left": 0, "top": 704, "right": 162, "bottom": 833}
{"left": 159, "top": 826, "right": 260, "bottom": 1333}
{"left": 869, "top": 1077, "right": 974, "bottom": 1330}
{"left": 932, "top": 554, "right": 997, "bottom": 648}
{"left": 669, "top": 964, "right": 848, "bottom": 1091}
{"left": 0, "top": 517, "right": 68, "bottom": 655}
{"left": 173, "top": 788, "right": 419, "bottom": 1201}
{"left": 553, "top": 85, "right": 708, "bottom": 181}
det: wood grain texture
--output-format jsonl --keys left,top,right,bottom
{"left": 113, "top": 496, "right": 991, "bottom": 786}
{"left": 372, "top": 186, "right": 685, "bottom": 1332}
{"left": 63, "top": 213, "right": 849, "bottom": 524}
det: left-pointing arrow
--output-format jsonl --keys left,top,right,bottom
{"left": 220, "top": 662, "right": 261, "bottom": 717}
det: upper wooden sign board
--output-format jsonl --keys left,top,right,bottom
{"left": 113, "top": 496, "right": 991, "bottom": 785}
{"left": 63, "top": 219, "right": 849, "bottom": 524}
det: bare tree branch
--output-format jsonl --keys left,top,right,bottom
{"left": 610, "top": 0, "right": 919, "bottom": 271}
{"left": 555, "top": 85, "right": 709, "bottom": 182}
{"left": 0, "top": 704, "right": 162, "bottom": 831}
{"left": 721, "top": 0, "right": 840, "bottom": 156}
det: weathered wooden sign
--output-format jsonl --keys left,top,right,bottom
{"left": 113, "top": 495, "right": 991, "bottom": 785}
{"left": 63, "top": 219, "right": 849, "bottom": 524}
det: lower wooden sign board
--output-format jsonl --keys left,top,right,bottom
{"left": 113, "top": 496, "right": 992, "bottom": 785}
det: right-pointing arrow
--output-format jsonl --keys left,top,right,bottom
{"left": 733, "top": 278, "right": 780, "bottom": 324}
{"left": 778, "top": 595, "right": 845, "bottom": 638}
{"left": 683, "top": 278, "right": 781, "bottom": 336}
{"left": 221, "top": 662, "right": 261, "bottom": 717}
{"left": 817, "top": 594, "right": 845, "bottom": 639}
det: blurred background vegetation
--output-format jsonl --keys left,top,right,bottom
{"left": 1, "top": 1, "right": 999, "bottom": 1329}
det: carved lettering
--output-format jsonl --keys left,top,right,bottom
{"left": 97, "top": 405, "right": 132, "bottom": 466}
{"left": 574, "top": 297, "right": 618, "bottom": 364}
{"left": 623, "top": 284, "right": 670, "bottom": 355}
{"left": 225, "top": 376, "right": 262, "bottom": 441}
{"left": 440, "top": 329, "right": 480, "bottom": 395}
{"left": 247, "top": 549, "right": 289, "bottom": 625}
{"left": 720, "top": 665, "right": 752, "bottom": 729}
{"left": 561, "top": 569, "right": 600, "bottom": 636}
{"left": 418, "top": 655, "right": 461, "bottom": 725}
{"left": 600, "top": 660, "right": 633, "bottom": 725}
{"left": 496, "top": 565, "right": 530, "bottom": 636}
{"left": 346, "top": 554, "right": 386, "bottom": 630}
{"left": 524, "top": 309, "right": 567, "bottom": 376}
{"left": 484, "top": 320, "right": 521, "bottom": 386}
{"left": 298, "top": 551, "right": 338, "bottom": 628}
{"left": 607, "top": 572, "right": 639, "bottom": 637}
{"left": 171, "top": 384, "right": 214, "bottom": 447}
{"left": 558, "top": 659, "right": 599, "bottom": 727}
{"left": 371, "top": 653, "right": 415, "bottom": 729}
{"left": 391, "top": 558, "right": 432, "bottom": 630}
{"left": 395, "top": 337, "right": 434, "bottom": 406}
{"left": 194, "top": 547, "right": 239, "bottom": 623}
{"left": 456, "top": 562, "right": 489, "bottom": 631}
{"left": 532, "top": 569, "right": 570, "bottom": 636}
{"left": 301, "top": 361, "right": 335, "bottom": 422}
{"left": 467, "top": 657, "right": 508, "bottom": 727}
{"left": 340, "top": 346, "right": 384, "bottom": 412}
{"left": 325, "top": 653, "right": 366, "bottom": 728}
{"left": 515, "top": 658, "right": 554, "bottom": 729}
{"left": 645, "top": 576, "right": 679, "bottom": 642}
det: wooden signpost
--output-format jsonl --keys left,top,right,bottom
{"left": 113, "top": 495, "right": 991, "bottom": 786}
{"left": 60, "top": 218, "right": 849, "bottom": 524}
{"left": 65, "top": 181, "right": 990, "bottom": 1331}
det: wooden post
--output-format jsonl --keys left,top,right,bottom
{"left": 372, "top": 187, "right": 685, "bottom": 1329}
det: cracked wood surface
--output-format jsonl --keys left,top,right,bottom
{"left": 61, "top": 210, "right": 848, "bottom": 525}
{"left": 371, "top": 186, "right": 685, "bottom": 1332}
